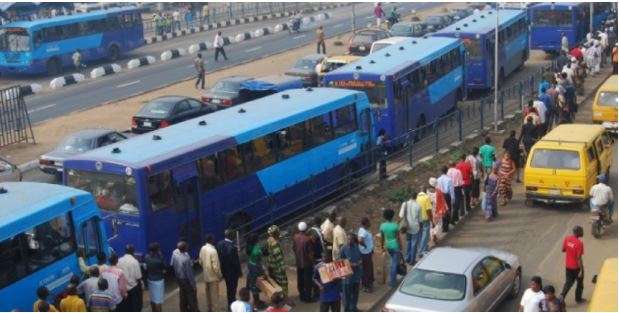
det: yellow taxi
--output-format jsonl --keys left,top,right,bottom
{"left": 588, "top": 258, "right": 618, "bottom": 312}
{"left": 524, "top": 124, "right": 613, "bottom": 206}
{"left": 316, "top": 54, "right": 361, "bottom": 85}
{"left": 592, "top": 75, "right": 618, "bottom": 133}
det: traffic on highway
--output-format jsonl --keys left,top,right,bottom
{"left": 0, "top": 2, "right": 617, "bottom": 312}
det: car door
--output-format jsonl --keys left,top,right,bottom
{"left": 480, "top": 257, "right": 511, "bottom": 310}
{"left": 467, "top": 262, "right": 493, "bottom": 311}
{"left": 172, "top": 100, "right": 192, "bottom": 124}
{"left": 186, "top": 99, "right": 206, "bottom": 118}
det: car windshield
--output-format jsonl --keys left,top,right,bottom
{"left": 530, "top": 149, "right": 580, "bottom": 170}
{"left": 371, "top": 43, "right": 391, "bottom": 53}
{"left": 597, "top": 92, "right": 618, "bottom": 107}
{"left": 139, "top": 100, "right": 173, "bottom": 117}
{"left": 533, "top": 10, "right": 572, "bottom": 26}
{"left": 352, "top": 34, "right": 374, "bottom": 43}
{"left": 391, "top": 24, "right": 411, "bottom": 33}
{"left": 57, "top": 135, "right": 94, "bottom": 153}
{"left": 400, "top": 269, "right": 467, "bottom": 301}
{"left": 322, "top": 61, "right": 347, "bottom": 73}
{"left": 67, "top": 169, "right": 139, "bottom": 215}
{"left": 294, "top": 58, "right": 319, "bottom": 69}
{"left": 212, "top": 80, "right": 242, "bottom": 93}
{"left": 0, "top": 27, "right": 30, "bottom": 52}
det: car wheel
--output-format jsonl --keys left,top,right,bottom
{"left": 509, "top": 269, "right": 522, "bottom": 299}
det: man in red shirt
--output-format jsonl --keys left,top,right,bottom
{"left": 560, "top": 226, "right": 585, "bottom": 304}
{"left": 456, "top": 154, "right": 473, "bottom": 212}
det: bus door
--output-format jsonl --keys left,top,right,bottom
{"left": 76, "top": 216, "right": 106, "bottom": 265}
{"left": 172, "top": 163, "right": 203, "bottom": 254}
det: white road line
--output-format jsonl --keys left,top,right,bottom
{"left": 244, "top": 46, "right": 262, "bottom": 53}
{"left": 334, "top": 23, "right": 344, "bottom": 28}
{"left": 28, "top": 103, "right": 56, "bottom": 114}
{"left": 293, "top": 34, "right": 306, "bottom": 40}
{"left": 116, "top": 80, "right": 141, "bottom": 88}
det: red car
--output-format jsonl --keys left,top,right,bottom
{"left": 348, "top": 29, "right": 390, "bottom": 56}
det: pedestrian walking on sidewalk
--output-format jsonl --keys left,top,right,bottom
{"left": 313, "top": 252, "right": 341, "bottom": 312}
{"left": 539, "top": 285, "right": 566, "bottom": 312}
{"left": 377, "top": 129, "right": 388, "bottom": 180}
{"left": 479, "top": 137, "right": 496, "bottom": 180}
{"left": 357, "top": 217, "right": 374, "bottom": 293}
{"left": 497, "top": 151, "right": 516, "bottom": 206}
{"left": 143, "top": 242, "right": 165, "bottom": 312}
{"left": 519, "top": 117, "right": 539, "bottom": 155}
{"left": 374, "top": 3, "right": 385, "bottom": 28}
{"left": 340, "top": 232, "right": 361, "bottom": 312}
{"left": 428, "top": 177, "right": 447, "bottom": 243}
{"left": 316, "top": 26, "right": 326, "bottom": 54}
{"left": 245, "top": 233, "right": 266, "bottom": 309}
{"left": 466, "top": 147, "right": 484, "bottom": 207}
{"left": 503, "top": 131, "right": 522, "bottom": 183}
{"left": 194, "top": 53, "right": 206, "bottom": 89}
{"left": 332, "top": 216, "right": 347, "bottom": 261}
{"left": 202, "top": 4, "right": 209, "bottom": 25}
{"left": 199, "top": 234, "right": 223, "bottom": 311}
{"left": 560, "top": 226, "right": 585, "bottom": 304}
{"left": 118, "top": 244, "right": 143, "bottom": 312}
{"left": 266, "top": 225, "right": 290, "bottom": 306}
{"left": 293, "top": 222, "right": 315, "bottom": 303}
{"left": 447, "top": 160, "right": 464, "bottom": 222}
{"left": 483, "top": 165, "right": 499, "bottom": 221}
{"left": 416, "top": 187, "right": 433, "bottom": 257}
{"left": 456, "top": 154, "right": 473, "bottom": 212}
{"left": 217, "top": 229, "right": 243, "bottom": 310}
{"left": 399, "top": 191, "right": 421, "bottom": 265}
{"left": 170, "top": 241, "right": 199, "bottom": 312}
{"left": 380, "top": 208, "right": 402, "bottom": 289}
{"left": 214, "top": 31, "right": 228, "bottom": 61}
{"left": 519, "top": 276, "right": 545, "bottom": 312}
{"left": 437, "top": 166, "right": 454, "bottom": 232}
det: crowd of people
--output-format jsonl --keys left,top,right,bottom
{"left": 151, "top": 4, "right": 208, "bottom": 37}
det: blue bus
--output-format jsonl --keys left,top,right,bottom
{"left": 0, "top": 6, "right": 144, "bottom": 75}
{"left": 63, "top": 88, "right": 374, "bottom": 259}
{"left": 433, "top": 9, "right": 529, "bottom": 90}
{"left": 323, "top": 36, "right": 466, "bottom": 142}
{"left": 529, "top": 2, "right": 613, "bottom": 53}
{"left": 0, "top": 182, "right": 109, "bottom": 312}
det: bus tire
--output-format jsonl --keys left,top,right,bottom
{"left": 46, "top": 58, "right": 62, "bottom": 76}
{"left": 107, "top": 45, "right": 120, "bottom": 62}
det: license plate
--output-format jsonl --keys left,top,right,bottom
{"left": 359, "top": 46, "right": 366, "bottom": 51}
{"left": 143, "top": 121, "right": 152, "bottom": 127}
{"left": 211, "top": 99, "right": 221, "bottom": 104}
{"left": 549, "top": 189, "right": 561, "bottom": 195}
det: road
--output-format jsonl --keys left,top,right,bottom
{"left": 11, "top": 3, "right": 439, "bottom": 124}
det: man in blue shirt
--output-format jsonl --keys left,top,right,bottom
{"left": 538, "top": 87, "right": 553, "bottom": 134}
{"left": 340, "top": 232, "right": 362, "bottom": 312}
{"left": 313, "top": 252, "right": 341, "bottom": 312}
{"left": 437, "top": 166, "right": 455, "bottom": 232}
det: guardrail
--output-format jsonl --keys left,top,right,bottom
{"left": 0, "top": 86, "right": 35, "bottom": 148}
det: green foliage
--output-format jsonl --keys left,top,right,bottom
{"left": 387, "top": 185, "right": 412, "bottom": 203}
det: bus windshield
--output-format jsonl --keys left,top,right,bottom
{"left": 597, "top": 92, "right": 618, "bottom": 107}
{"left": 533, "top": 10, "right": 572, "bottom": 26}
{"left": 67, "top": 169, "right": 139, "bottom": 215}
{"left": 327, "top": 80, "right": 387, "bottom": 108}
{"left": 0, "top": 28, "right": 30, "bottom": 52}
{"left": 461, "top": 38, "right": 482, "bottom": 59}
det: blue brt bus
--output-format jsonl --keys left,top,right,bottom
{"left": 323, "top": 36, "right": 466, "bottom": 143}
{"left": 0, "top": 182, "right": 109, "bottom": 312}
{"left": 529, "top": 2, "right": 613, "bottom": 53}
{"left": 0, "top": 6, "right": 144, "bottom": 75}
{"left": 433, "top": 9, "right": 529, "bottom": 91}
{"left": 63, "top": 88, "right": 374, "bottom": 259}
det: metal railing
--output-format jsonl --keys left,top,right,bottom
{"left": 0, "top": 86, "right": 35, "bottom": 148}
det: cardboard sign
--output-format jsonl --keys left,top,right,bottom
{"left": 318, "top": 259, "right": 353, "bottom": 283}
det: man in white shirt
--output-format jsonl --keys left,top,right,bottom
{"left": 519, "top": 276, "right": 545, "bottom": 312}
{"left": 561, "top": 32, "right": 569, "bottom": 53}
{"left": 199, "top": 234, "right": 223, "bottom": 311}
{"left": 532, "top": 97, "right": 547, "bottom": 133}
{"left": 332, "top": 216, "right": 347, "bottom": 260}
{"left": 399, "top": 192, "right": 421, "bottom": 265}
{"left": 117, "top": 244, "right": 143, "bottom": 311}
{"left": 172, "top": 9, "right": 181, "bottom": 31}
{"left": 590, "top": 174, "right": 614, "bottom": 222}
{"left": 214, "top": 31, "right": 228, "bottom": 62}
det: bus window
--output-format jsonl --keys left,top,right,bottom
{"left": 148, "top": 171, "right": 175, "bottom": 212}
{"left": 333, "top": 104, "right": 357, "bottom": 138}
{"left": 197, "top": 155, "right": 225, "bottom": 192}
{"left": 67, "top": 170, "right": 138, "bottom": 214}
{"left": 0, "top": 28, "right": 30, "bottom": 52}
{"left": 359, "top": 108, "right": 371, "bottom": 135}
{"left": 307, "top": 113, "right": 334, "bottom": 148}
{"left": 532, "top": 10, "right": 572, "bottom": 26}
{"left": 277, "top": 122, "right": 306, "bottom": 160}
{"left": 242, "top": 136, "right": 277, "bottom": 173}
{"left": 76, "top": 217, "right": 102, "bottom": 258}
{"left": 220, "top": 148, "right": 246, "bottom": 179}
{"left": 0, "top": 236, "right": 26, "bottom": 288}
{"left": 26, "top": 213, "right": 75, "bottom": 272}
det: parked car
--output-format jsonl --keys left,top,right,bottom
{"left": 383, "top": 247, "right": 521, "bottom": 312}
{"left": 316, "top": 54, "right": 362, "bottom": 84}
{"left": 389, "top": 21, "right": 428, "bottom": 37}
{"left": 131, "top": 96, "right": 218, "bottom": 134}
{"left": 348, "top": 29, "right": 390, "bottom": 56}
{"left": 449, "top": 7, "right": 475, "bottom": 20}
{"left": 39, "top": 129, "right": 128, "bottom": 179}
{"left": 284, "top": 54, "right": 326, "bottom": 87}
{"left": 425, "top": 13, "right": 454, "bottom": 31}
{"left": 0, "top": 157, "right": 22, "bottom": 182}
{"left": 201, "top": 76, "right": 253, "bottom": 108}
{"left": 370, "top": 37, "right": 408, "bottom": 54}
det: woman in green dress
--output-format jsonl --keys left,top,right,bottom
{"left": 266, "top": 225, "right": 292, "bottom": 305}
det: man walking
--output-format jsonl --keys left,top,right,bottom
{"left": 437, "top": 166, "right": 454, "bottom": 232}
{"left": 316, "top": 25, "right": 326, "bottom": 54}
{"left": 399, "top": 191, "right": 421, "bottom": 265}
{"left": 217, "top": 229, "right": 243, "bottom": 310}
{"left": 202, "top": 3, "right": 209, "bottom": 24}
{"left": 456, "top": 154, "right": 474, "bottom": 212}
{"left": 214, "top": 31, "right": 228, "bottom": 61}
{"left": 72, "top": 49, "right": 83, "bottom": 73}
{"left": 416, "top": 186, "right": 433, "bottom": 257}
{"left": 194, "top": 53, "right": 206, "bottom": 89}
{"left": 374, "top": 3, "right": 385, "bottom": 28}
{"left": 519, "top": 276, "right": 545, "bottom": 312}
{"left": 447, "top": 160, "right": 464, "bottom": 222}
{"left": 117, "top": 245, "right": 143, "bottom": 312}
{"left": 171, "top": 241, "right": 199, "bottom": 312}
{"left": 560, "top": 226, "right": 585, "bottom": 304}
{"left": 199, "top": 234, "right": 223, "bottom": 311}
{"left": 519, "top": 116, "right": 539, "bottom": 155}
{"left": 503, "top": 131, "right": 522, "bottom": 183}
{"left": 293, "top": 222, "right": 314, "bottom": 303}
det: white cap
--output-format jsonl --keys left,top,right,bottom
{"left": 298, "top": 222, "right": 307, "bottom": 232}
{"left": 428, "top": 177, "right": 437, "bottom": 188}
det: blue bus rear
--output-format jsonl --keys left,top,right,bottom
{"left": 63, "top": 88, "right": 374, "bottom": 259}
{"left": 0, "top": 6, "right": 144, "bottom": 75}
{"left": 0, "top": 182, "right": 109, "bottom": 312}
{"left": 433, "top": 9, "right": 529, "bottom": 90}
{"left": 529, "top": 2, "right": 589, "bottom": 53}
{"left": 324, "top": 36, "right": 466, "bottom": 143}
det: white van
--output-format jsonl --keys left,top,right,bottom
{"left": 369, "top": 36, "right": 409, "bottom": 54}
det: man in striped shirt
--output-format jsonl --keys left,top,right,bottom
{"left": 88, "top": 279, "right": 116, "bottom": 312}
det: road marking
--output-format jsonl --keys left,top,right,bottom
{"left": 28, "top": 103, "right": 56, "bottom": 114}
{"left": 244, "top": 46, "right": 262, "bottom": 53}
{"left": 334, "top": 23, "right": 344, "bottom": 28}
{"left": 293, "top": 34, "right": 306, "bottom": 40}
{"left": 366, "top": 15, "right": 374, "bottom": 20}
{"left": 116, "top": 80, "right": 141, "bottom": 88}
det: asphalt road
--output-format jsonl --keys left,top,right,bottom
{"left": 13, "top": 2, "right": 439, "bottom": 124}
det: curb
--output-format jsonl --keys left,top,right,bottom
{"left": 18, "top": 160, "right": 38, "bottom": 173}
{"left": 49, "top": 73, "right": 86, "bottom": 89}
{"left": 18, "top": 84, "right": 43, "bottom": 97}
{"left": 127, "top": 56, "right": 156, "bottom": 70}
{"left": 90, "top": 64, "right": 121, "bottom": 79}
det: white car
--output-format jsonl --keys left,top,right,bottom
{"left": 0, "top": 157, "right": 22, "bottom": 182}
{"left": 384, "top": 247, "right": 521, "bottom": 312}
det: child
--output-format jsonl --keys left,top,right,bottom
{"left": 266, "top": 292, "right": 290, "bottom": 312}
{"left": 230, "top": 287, "right": 253, "bottom": 312}
{"left": 313, "top": 252, "right": 341, "bottom": 312}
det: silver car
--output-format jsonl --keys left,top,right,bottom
{"left": 384, "top": 247, "right": 521, "bottom": 312}
{"left": 0, "top": 157, "right": 22, "bottom": 182}
{"left": 39, "top": 129, "right": 127, "bottom": 179}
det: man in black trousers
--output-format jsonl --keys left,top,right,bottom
{"left": 216, "top": 228, "right": 243, "bottom": 310}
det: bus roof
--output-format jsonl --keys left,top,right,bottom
{"left": 529, "top": 2, "right": 586, "bottom": 10}
{"left": 540, "top": 124, "right": 606, "bottom": 144}
{"left": 328, "top": 36, "right": 461, "bottom": 77}
{"left": 69, "top": 88, "right": 365, "bottom": 168}
{"left": 598, "top": 75, "right": 618, "bottom": 92}
{"left": 0, "top": 182, "right": 92, "bottom": 240}
{"left": 435, "top": 9, "right": 526, "bottom": 35}
{"left": 2, "top": 6, "right": 139, "bottom": 29}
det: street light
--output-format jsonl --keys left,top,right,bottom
{"left": 352, "top": 2, "right": 356, "bottom": 34}
{"left": 493, "top": 6, "right": 499, "bottom": 132}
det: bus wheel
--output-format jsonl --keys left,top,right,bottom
{"left": 46, "top": 58, "right": 62, "bottom": 76}
{"left": 228, "top": 213, "right": 252, "bottom": 240}
{"left": 107, "top": 45, "right": 120, "bottom": 62}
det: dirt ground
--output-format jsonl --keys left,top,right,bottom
{"left": 0, "top": 3, "right": 460, "bottom": 165}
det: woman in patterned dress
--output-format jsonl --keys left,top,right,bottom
{"left": 266, "top": 225, "right": 291, "bottom": 305}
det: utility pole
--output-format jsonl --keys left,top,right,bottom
{"left": 589, "top": 2, "right": 594, "bottom": 34}
{"left": 352, "top": 2, "right": 356, "bottom": 34}
{"left": 493, "top": 7, "right": 499, "bottom": 132}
